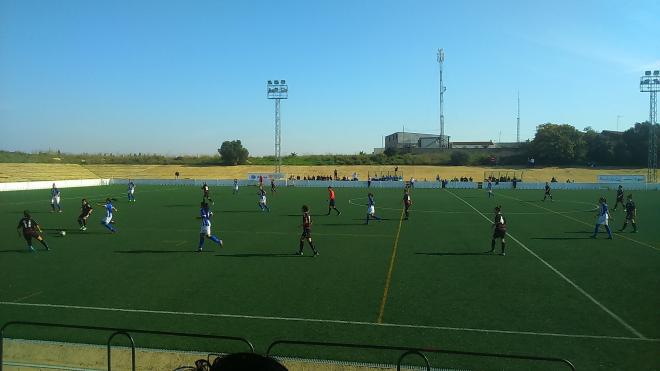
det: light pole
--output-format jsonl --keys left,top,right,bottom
{"left": 640, "top": 70, "right": 659, "bottom": 183}
{"left": 437, "top": 48, "right": 447, "bottom": 148}
{"left": 266, "top": 80, "right": 288, "bottom": 174}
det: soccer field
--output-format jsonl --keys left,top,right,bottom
{"left": 0, "top": 184, "right": 659, "bottom": 370}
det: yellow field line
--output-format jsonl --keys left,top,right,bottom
{"left": 498, "top": 192, "right": 659, "bottom": 252}
{"left": 376, "top": 207, "right": 406, "bottom": 324}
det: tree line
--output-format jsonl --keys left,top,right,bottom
{"left": 529, "top": 121, "right": 658, "bottom": 166}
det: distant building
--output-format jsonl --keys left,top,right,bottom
{"left": 385, "top": 132, "right": 450, "bottom": 150}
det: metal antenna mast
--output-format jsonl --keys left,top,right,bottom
{"left": 267, "top": 79, "right": 288, "bottom": 174}
{"left": 437, "top": 49, "right": 447, "bottom": 148}
{"left": 640, "top": 70, "right": 659, "bottom": 183}
{"left": 517, "top": 91, "right": 520, "bottom": 143}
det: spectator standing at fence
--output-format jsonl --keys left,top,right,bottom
{"left": 326, "top": 186, "right": 341, "bottom": 216}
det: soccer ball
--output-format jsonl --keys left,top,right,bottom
{"left": 60, "top": 230, "right": 66, "bottom": 237}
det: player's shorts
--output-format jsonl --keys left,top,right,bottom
{"left": 493, "top": 228, "right": 506, "bottom": 239}
{"left": 128, "top": 189, "right": 134, "bottom": 195}
{"left": 22, "top": 230, "right": 39, "bottom": 240}
{"left": 597, "top": 216, "right": 609, "bottom": 225}
{"left": 625, "top": 212, "right": 635, "bottom": 220}
{"left": 368, "top": 205, "right": 375, "bottom": 215}
{"left": 78, "top": 213, "right": 90, "bottom": 220}
{"left": 102, "top": 216, "right": 113, "bottom": 224}
{"left": 404, "top": 201, "right": 411, "bottom": 208}
{"left": 51, "top": 196, "right": 60, "bottom": 204}
{"left": 204, "top": 191, "right": 210, "bottom": 197}
{"left": 545, "top": 191, "right": 551, "bottom": 195}
{"left": 300, "top": 229, "right": 311, "bottom": 239}
{"left": 260, "top": 197, "right": 267, "bottom": 204}
{"left": 329, "top": 199, "right": 336, "bottom": 207}
{"left": 200, "top": 225, "right": 211, "bottom": 236}
{"left": 616, "top": 196, "right": 623, "bottom": 202}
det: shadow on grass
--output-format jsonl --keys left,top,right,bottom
{"left": 0, "top": 249, "right": 31, "bottom": 254}
{"left": 114, "top": 250, "right": 194, "bottom": 254}
{"left": 531, "top": 237, "right": 593, "bottom": 240}
{"left": 415, "top": 251, "right": 492, "bottom": 256}
{"left": 164, "top": 204, "right": 194, "bottom": 208}
{"left": 218, "top": 253, "right": 309, "bottom": 258}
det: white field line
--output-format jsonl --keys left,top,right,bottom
{"left": 445, "top": 189, "right": 647, "bottom": 340}
{"left": 496, "top": 192, "right": 659, "bottom": 252}
{"left": 0, "top": 301, "right": 657, "bottom": 343}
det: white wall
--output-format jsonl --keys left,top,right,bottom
{"left": 0, "top": 179, "right": 110, "bottom": 192}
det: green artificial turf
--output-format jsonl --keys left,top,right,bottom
{"left": 0, "top": 184, "right": 658, "bottom": 370}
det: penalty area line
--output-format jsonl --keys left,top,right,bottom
{"left": 445, "top": 189, "right": 647, "bottom": 340}
{"left": 0, "top": 301, "right": 657, "bottom": 343}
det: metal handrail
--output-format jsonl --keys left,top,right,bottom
{"left": 267, "top": 339, "right": 576, "bottom": 371}
{"left": 0, "top": 321, "right": 255, "bottom": 371}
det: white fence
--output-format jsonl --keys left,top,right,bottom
{"left": 0, "top": 178, "right": 110, "bottom": 192}
{"left": 2, "top": 178, "right": 659, "bottom": 192}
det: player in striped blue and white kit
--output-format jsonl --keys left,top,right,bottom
{"left": 51, "top": 183, "right": 62, "bottom": 212}
{"left": 486, "top": 180, "right": 493, "bottom": 198}
{"left": 99, "top": 198, "right": 117, "bottom": 233}
{"left": 257, "top": 187, "right": 270, "bottom": 212}
{"left": 127, "top": 180, "right": 136, "bottom": 202}
{"left": 365, "top": 193, "right": 381, "bottom": 224}
{"left": 197, "top": 202, "right": 223, "bottom": 252}
{"left": 591, "top": 197, "right": 612, "bottom": 239}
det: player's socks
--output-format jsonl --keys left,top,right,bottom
{"left": 210, "top": 235, "right": 221, "bottom": 245}
{"left": 28, "top": 245, "right": 35, "bottom": 252}
{"left": 336, "top": 209, "right": 341, "bottom": 216}
{"left": 198, "top": 235, "right": 205, "bottom": 249}
{"left": 632, "top": 222, "right": 637, "bottom": 232}
{"left": 39, "top": 239, "right": 49, "bottom": 250}
{"left": 298, "top": 241, "right": 304, "bottom": 255}
{"left": 501, "top": 242, "right": 505, "bottom": 255}
{"left": 605, "top": 225, "right": 613, "bottom": 239}
{"left": 327, "top": 208, "right": 331, "bottom": 215}
{"left": 102, "top": 222, "right": 116, "bottom": 232}
{"left": 620, "top": 222, "right": 627, "bottom": 231}
{"left": 592, "top": 225, "right": 600, "bottom": 237}
{"left": 490, "top": 239, "right": 495, "bottom": 252}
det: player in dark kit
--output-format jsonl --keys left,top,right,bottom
{"left": 17, "top": 210, "right": 49, "bottom": 252}
{"left": 298, "top": 205, "right": 319, "bottom": 256}
{"left": 403, "top": 188, "right": 412, "bottom": 220}
{"left": 77, "top": 199, "right": 93, "bottom": 231}
{"left": 201, "top": 182, "right": 214, "bottom": 205}
{"left": 542, "top": 182, "right": 553, "bottom": 202}
{"left": 490, "top": 205, "right": 506, "bottom": 256}
{"left": 612, "top": 185, "right": 624, "bottom": 211}
{"left": 619, "top": 194, "right": 638, "bottom": 233}
{"left": 270, "top": 178, "right": 277, "bottom": 194}
{"left": 326, "top": 186, "right": 341, "bottom": 215}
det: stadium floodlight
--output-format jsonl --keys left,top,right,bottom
{"left": 640, "top": 71, "right": 659, "bottom": 183}
{"left": 266, "top": 79, "right": 289, "bottom": 174}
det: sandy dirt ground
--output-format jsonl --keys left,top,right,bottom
{"left": 4, "top": 339, "right": 398, "bottom": 371}
{"left": 0, "top": 163, "right": 650, "bottom": 183}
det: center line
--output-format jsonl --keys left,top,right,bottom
{"left": 377, "top": 207, "right": 406, "bottom": 323}
{"left": 445, "top": 189, "right": 647, "bottom": 340}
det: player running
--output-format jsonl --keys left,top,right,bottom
{"left": 197, "top": 202, "right": 223, "bottom": 252}
{"left": 365, "top": 193, "right": 381, "bottom": 224}
{"left": 542, "top": 182, "right": 553, "bottom": 202}
{"left": 98, "top": 198, "right": 117, "bottom": 233}
{"left": 297, "top": 205, "right": 319, "bottom": 257}
{"left": 326, "top": 186, "right": 341, "bottom": 216}
{"left": 201, "top": 182, "right": 214, "bottom": 205}
{"left": 486, "top": 180, "right": 493, "bottom": 198}
{"left": 403, "top": 187, "right": 412, "bottom": 220}
{"left": 233, "top": 179, "right": 239, "bottom": 195}
{"left": 489, "top": 205, "right": 506, "bottom": 256}
{"left": 127, "top": 180, "right": 136, "bottom": 202}
{"left": 612, "top": 185, "right": 624, "bottom": 211}
{"left": 618, "top": 194, "right": 638, "bottom": 233}
{"left": 17, "top": 210, "right": 50, "bottom": 251}
{"left": 77, "top": 199, "right": 93, "bottom": 231}
{"left": 270, "top": 178, "right": 277, "bottom": 194}
{"left": 51, "top": 183, "right": 62, "bottom": 212}
{"left": 257, "top": 187, "right": 270, "bottom": 212}
{"left": 591, "top": 197, "right": 612, "bottom": 239}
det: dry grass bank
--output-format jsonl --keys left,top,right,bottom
{"left": 0, "top": 163, "right": 650, "bottom": 183}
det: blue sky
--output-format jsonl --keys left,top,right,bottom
{"left": 1, "top": 0, "right": 658, "bottom": 156}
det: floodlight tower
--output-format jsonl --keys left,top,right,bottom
{"left": 437, "top": 48, "right": 447, "bottom": 148}
{"left": 266, "top": 79, "right": 288, "bottom": 174}
{"left": 640, "top": 70, "right": 659, "bottom": 183}
{"left": 516, "top": 91, "right": 521, "bottom": 143}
